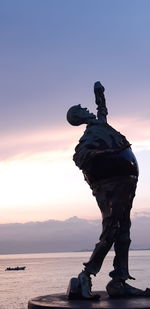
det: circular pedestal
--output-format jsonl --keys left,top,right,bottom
{"left": 28, "top": 291, "right": 150, "bottom": 309}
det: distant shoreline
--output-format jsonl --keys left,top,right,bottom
{"left": 0, "top": 248, "right": 150, "bottom": 256}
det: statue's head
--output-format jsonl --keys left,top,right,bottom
{"left": 66, "top": 104, "right": 96, "bottom": 126}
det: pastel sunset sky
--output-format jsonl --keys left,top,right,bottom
{"left": 0, "top": 0, "right": 150, "bottom": 223}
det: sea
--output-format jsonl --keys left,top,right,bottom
{"left": 0, "top": 250, "right": 150, "bottom": 309}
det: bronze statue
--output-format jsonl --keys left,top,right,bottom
{"left": 66, "top": 82, "right": 150, "bottom": 300}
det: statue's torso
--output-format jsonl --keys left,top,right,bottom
{"left": 73, "top": 122, "right": 139, "bottom": 182}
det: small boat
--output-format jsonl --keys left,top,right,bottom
{"left": 5, "top": 266, "right": 26, "bottom": 271}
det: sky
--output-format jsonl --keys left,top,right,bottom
{"left": 0, "top": 0, "right": 150, "bottom": 223}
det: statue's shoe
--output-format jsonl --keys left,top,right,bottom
{"left": 144, "top": 288, "right": 150, "bottom": 297}
{"left": 67, "top": 272, "right": 100, "bottom": 300}
{"left": 106, "top": 279, "right": 150, "bottom": 298}
{"left": 78, "top": 271, "right": 100, "bottom": 300}
{"left": 106, "top": 279, "right": 125, "bottom": 297}
{"left": 124, "top": 283, "right": 150, "bottom": 297}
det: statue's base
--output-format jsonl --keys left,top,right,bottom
{"left": 28, "top": 291, "right": 150, "bottom": 309}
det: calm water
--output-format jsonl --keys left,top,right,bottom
{"left": 0, "top": 250, "right": 150, "bottom": 309}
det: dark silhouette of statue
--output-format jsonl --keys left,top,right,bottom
{"left": 66, "top": 82, "right": 150, "bottom": 300}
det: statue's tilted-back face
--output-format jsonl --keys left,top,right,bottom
{"left": 67, "top": 104, "right": 96, "bottom": 126}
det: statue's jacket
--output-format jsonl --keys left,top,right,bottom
{"left": 73, "top": 121, "right": 139, "bottom": 184}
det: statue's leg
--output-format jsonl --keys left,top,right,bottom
{"left": 76, "top": 211, "right": 118, "bottom": 299}
{"left": 72, "top": 179, "right": 119, "bottom": 299}
{"left": 83, "top": 179, "right": 120, "bottom": 276}
{"left": 109, "top": 176, "right": 137, "bottom": 282}
{"left": 109, "top": 208, "right": 132, "bottom": 281}
{"left": 83, "top": 216, "right": 119, "bottom": 275}
{"left": 105, "top": 177, "right": 146, "bottom": 298}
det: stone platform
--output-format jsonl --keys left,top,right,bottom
{"left": 28, "top": 291, "right": 150, "bottom": 309}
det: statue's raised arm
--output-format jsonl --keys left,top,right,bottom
{"left": 94, "top": 81, "right": 108, "bottom": 122}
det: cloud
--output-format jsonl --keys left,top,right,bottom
{"left": 110, "top": 115, "right": 150, "bottom": 142}
{"left": 0, "top": 125, "right": 82, "bottom": 161}
{"left": 132, "top": 210, "right": 150, "bottom": 217}
{"left": 109, "top": 116, "right": 150, "bottom": 152}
